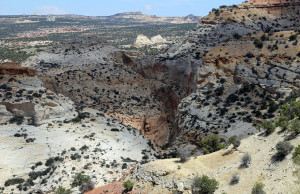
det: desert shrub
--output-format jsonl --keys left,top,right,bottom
{"left": 200, "top": 134, "right": 225, "bottom": 154}
{"left": 226, "top": 94, "right": 239, "bottom": 103}
{"left": 214, "top": 86, "right": 224, "bottom": 96}
{"left": 289, "top": 34, "right": 298, "bottom": 41}
{"left": 55, "top": 186, "right": 72, "bottom": 194}
{"left": 213, "top": 9, "right": 220, "bottom": 16}
{"left": 123, "top": 180, "right": 134, "bottom": 191}
{"left": 230, "top": 173, "right": 240, "bottom": 185}
{"left": 281, "top": 101, "right": 300, "bottom": 120}
{"left": 274, "top": 115, "right": 289, "bottom": 131}
{"left": 289, "top": 119, "right": 300, "bottom": 134}
{"left": 241, "top": 153, "right": 251, "bottom": 168}
{"left": 80, "top": 145, "right": 89, "bottom": 151}
{"left": 71, "top": 173, "right": 91, "bottom": 188}
{"left": 260, "top": 34, "right": 268, "bottom": 41}
{"left": 246, "top": 52, "right": 255, "bottom": 58}
{"left": 192, "top": 175, "right": 219, "bottom": 194}
{"left": 228, "top": 136, "right": 240, "bottom": 149}
{"left": 256, "top": 120, "right": 275, "bottom": 135}
{"left": 9, "top": 115, "right": 24, "bottom": 125}
{"left": 253, "top": 39, "right": 263, "bottom": 48}
{"left": 293, "top": 145, "right": 300, "bottom": 165}
{"left": 80, "top": 179, "right": 94, "bottom": 193}
{"left": 251, "top": 182, "right": 266, "bottom": 194}
{"left": 178, "top": 151, "right": 189, "bottom": 163}
{"left": 267, "top": 100, "right": 278, "bottom": 113}
{"left": 45, "top": 157, "right": 55, "bottom": 166}
{"left": 233, "top": 33, "right": 241, "bottom": 40}
{"left": 71, "top": 112, "right": 87, "bottom": 123}
{"left": 276, "top": 141, "right": 294, "bottom": 159}
{"left": 5, "top": 178, "right": 25, "bottom": 186}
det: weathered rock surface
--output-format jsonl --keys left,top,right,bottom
{"left": 0, "top": 71, "right": 76, "bottom": 125}
{"left": 0, "top": 62, "right": 35, "bottom": 77}
{"left": 134, "top": 34, "right": 166, "bottom": 47}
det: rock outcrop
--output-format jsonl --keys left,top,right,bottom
{"left": 134, "top": 34, "right": 166, "bottom": 47}
{"left": 0, "top": 62, "right": 76, "bottom": 125}
{"left": 249, "top": 0, "right": 300, "bottom": 4}
{"left": 0, "top": 62, "right": 35, "bottom": 77}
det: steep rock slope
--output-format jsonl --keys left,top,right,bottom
{"left": 0, "top": 62, "right": 157, "bottom": 193}
{"left": 157, "top": 1, "right": 300, "bottom": 151}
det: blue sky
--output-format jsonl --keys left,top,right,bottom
{"left": 0, "top": 0, "right": 245, "bottom": 17}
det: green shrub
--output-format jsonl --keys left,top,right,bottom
{"left": 253, "top": 39, "right": 263, "bottom": 48}
{"left": 256, "top": 120, "right": 275, "bottom": 135}
{"left": 251, "top": 182, "right": 266, "bottom": 194}
{"left": 274, "top": 115, "right": 289, "bottom": 130}
{"left": 192, "top": 175, "right": 219, "bottom": 194}
{"left": 200, "top": 135, "right": 225, "bottom": 154}
{"left": 228, "top": 136, "right": 240, "bottom": 149}
{"left": 293, "top": 145, "right": 300, "bottom": 165}
{"left": 233, "top": 33, "right": 242, "bottom": 40}
{"left": 289, "top": 119, "right": 300, "bottom": 134}
{"left": 5, "top": 178, "right": 25, "bottom": 186}
{"left": 71, "top": 112, "right": 87, "bottom": 123}
{"left": 289, "top": 34, "right": 298, "bottom": 41}
{"left": 55, "top": 186, "right": 72, "bottom": 194}
{"left": 276, "top": 141, "right": 294, "bottom": 159}
{"left": 71, "top": 173, "right": 91, "bottom": 188}
{"left": 123, "top": 180, "right": 134, "bottom": 191}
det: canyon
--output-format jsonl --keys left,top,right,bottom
{"left": 0, "top": 0, "right": 299, "bottom": 193}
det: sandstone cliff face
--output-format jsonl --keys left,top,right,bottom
{"left": 0, "top": 62, "right": 36, "bottom": 77}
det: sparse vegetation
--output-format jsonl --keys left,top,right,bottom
{"left": 55, "top": 186, "right": 72, "bottom": 194}
{"left": 71, "top": 173, "right": 91, "bottom": 188}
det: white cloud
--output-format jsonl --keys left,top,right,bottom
{"left": 144, "top": 5, "right": 153, "bottom": 11}
{"left": 38, "top": 6, "right": 66, "bottom": 15}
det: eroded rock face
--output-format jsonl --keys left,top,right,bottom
{"left": 0, "top": 72, "right": 76, "bottom": 125}
{"left": 249, "top": 0, "right": 300, "bottom": 4}
{"left": 0, "top": 62, "right": 35, "bottom": 77}
{"left": 23, "top": 38, "right": 197, "bottom": 146}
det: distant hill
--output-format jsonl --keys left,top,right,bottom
{"left": 108, "top": 12, "right": 201, "bottom": 24}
